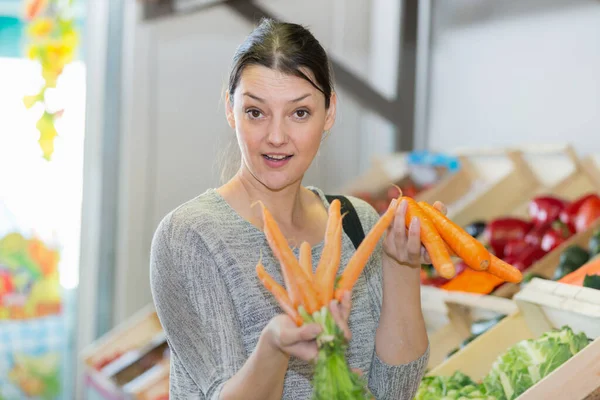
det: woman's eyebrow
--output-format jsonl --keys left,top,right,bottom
{"left": 242, "top": 92, "right": 312, "bottom": 103}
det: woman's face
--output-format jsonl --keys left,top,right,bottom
{"left": 226, "top": 65, "right": 336, "bottom": 191}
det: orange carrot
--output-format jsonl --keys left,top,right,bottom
{"left": 418, "top": 201, "right": 490, "bottom": 271}
{"left": 315, "top": 199, "right": 342, "bottom": 287}
{"left": 335, "top": 199, "right": 399, "bottom": 301}
{"left": 487, "top": 254, "right": 523, "bottom": 283}
{"left": 262, "top": 205, "right": 321, "bottom": 314}
{"left": 299, "top": 241, "right": 313, "bottom": 282}
{"left": 404, "top": 198, "right": 455, "bottom": 279}
{"left": 320, "top": 216, "right": 344, "bottom": 305}
{"left": 558, "top": 256, "right": 600, "bottom": 286}
{"left": 256, "top": 262, "right": 304, "bottom": 326}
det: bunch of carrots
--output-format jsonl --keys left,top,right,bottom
{"left": 255, "top": 193, "right": 523, "bottom": 399}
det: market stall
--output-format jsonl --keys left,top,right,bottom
{"left": 419, "top": 274, "right": 600, "bottom": 400}
{"left": 419, "top": 145, "right": 600, "bottom": 369}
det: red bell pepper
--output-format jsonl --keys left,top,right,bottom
{"left": 528, "top": 196, "right": 567, "bottom": 228}
{"left": 524, "top": 226, "right": 550, "bottom": 247}
{"left": 512, "top": 245, "right": 547, "bottom": 272}
{"left": 559, "top": 193, "right": 600, "bottom": 233}
{"left": 504, "top": 239, "right": 529, "bottom": 259}
{"left": 540, "top": 229, "right": 567, "bottom": 252}
{"left": 574, "top": 196, "right": 600, "bottom": 233}
{"left": 484, "top": 218, "right": 533, "bottom": 258}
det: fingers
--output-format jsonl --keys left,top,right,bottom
{"left": 407, "top": 217, "right": 422, "bottom": 265}
{"left": 393, "top": 199, "right": 408, "bottom": 243}
{"left": 351, "top": 368, "right": 364, "bottom": 377}
{"left": 280, "top": 323, "right": 321, "bottom": 346}
{"left": 433, "top": 201, "right": 447, "bottom": 216}
{"left": 329, "top": 299, "right": 352, "bottom": 341}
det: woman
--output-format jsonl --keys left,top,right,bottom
{"left": 150, "top": 18, "right": 439, "bottom": 399}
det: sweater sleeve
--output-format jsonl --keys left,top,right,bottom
{"left": 349, "top": 197, "right": 430, "bottom": 400}
{"left": 150, "top": 211, "right": 247, "bottom": 399}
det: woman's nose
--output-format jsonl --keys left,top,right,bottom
{"left": 266, "top": 119, "right": 288, "bottom": 146}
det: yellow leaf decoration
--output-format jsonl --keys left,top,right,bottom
{"left": 23, "top": 0, "right": 79, "bottom": 160}
{"left": 27, "top": 17, "right": 53, "bottom": 37}
{"left": 36, "top": 111, "right": 58, "bottom": 160}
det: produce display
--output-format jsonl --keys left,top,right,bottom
{"left": 558, "top": 253, "right": 600, "bottom": 289}
{"left": 0, "top": 231, "right": 62, "bottom": 319}
{"left": 416, "top": 326, "right": 591, "bottom": 400}
{"left": 516, "top": 225, "right": 600, "bottom": 290}
{"left": 420, "top": 193, "right": 600, "bottom": 294}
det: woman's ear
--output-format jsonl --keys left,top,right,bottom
{"left": 225, "top": 91, "right": 236, "bottom": 129}
{"left": 324, "top": 92, "right": 337, "bottom": 131}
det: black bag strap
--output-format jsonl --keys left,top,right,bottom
{"left": 325, "top": 195, "right": 365, "bottom": 250}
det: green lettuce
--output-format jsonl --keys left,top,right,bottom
{"left": 483, "top": 326, "right": 590, "bottom": 400}
{"left": 415, "top": 371, "right": 494, "bottom": 400}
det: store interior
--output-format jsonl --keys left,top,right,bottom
{"left": 1, "top": 0, "right": 600, "bottom": 399}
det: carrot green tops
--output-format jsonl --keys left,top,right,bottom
{"left": 150, "top": 187, "right": 429, "bottom": 399}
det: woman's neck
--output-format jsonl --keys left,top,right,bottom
{"left": 218, "top": 168, "right": 313, "bottom": 230}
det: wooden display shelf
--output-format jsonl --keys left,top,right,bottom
{"left": 82, "top": 305, "right": 170, "bottom": 400}
{"left": 338, "top": 151, "right": 468, "bottom": 207}
{"left": 510, "top": 146, "right": 599, "bottom": 218}
{"left": 423, "top": 216, "right": 600, "bottom": 368}
{"left": 425, "top": 291, "right": 517, "bottom": 368}
{"left": 445, "top": 150, "right": 541, "bottom": 227}
{"left": 582, "top": 153, "right": 600, "bottom": 190}
{"left": 427, "top": 278, "right": 600, "bottom": 400}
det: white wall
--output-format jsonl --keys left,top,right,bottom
{"left": 426, "top": 0, "right": 600, "bottom": 154}
{"left": 115, "top": 1, "right": 399, "bottom": 323}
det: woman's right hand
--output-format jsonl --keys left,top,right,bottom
{"left": 264, "top": 315, "right": 322, "bottom": 362}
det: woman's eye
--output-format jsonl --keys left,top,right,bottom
{"left": 294, "top": 109, "right": 310, "bottom": 119}
{"left": 246, "top": 109, "right": 263, "bottom": 119}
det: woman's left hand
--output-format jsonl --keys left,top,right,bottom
{"left": 382, "top": 197, "right": 447, "bottom": 268}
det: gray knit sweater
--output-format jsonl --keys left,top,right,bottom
{"left": 150, "top": 187, "right": 429, "bottom": 399}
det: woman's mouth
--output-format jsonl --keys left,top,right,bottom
{"left": 263, "top": 154, "right": 293, "bottom": 168}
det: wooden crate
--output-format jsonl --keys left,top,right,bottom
{"left": 81, "top": 305, "right": 169, "bottom": 400}
{"left": 425, "top": 291, "right": 517, "bottom": 368}
{"left": 124, "top": 358, "right": 170, "bottom": 400}
{"left": 427, "top": 277, "right": 600, "bottom": 400}
{"left": 446, "top": 150, "right": 541, "bottom": 226}
{"left": 510, "top": 146, "right": 599, "bottom": 218}
{"left": 338, "top": 151, "right": 468, "bottom": 206}
{"left": 582, "top": 153, "right": 600, "bottom": 190}
{"left": 415, "top": 156, "right": 479, "bottom": 207}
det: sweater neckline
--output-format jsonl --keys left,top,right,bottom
{"left": 204, "top": 187, "right": 331, "bottom": 253}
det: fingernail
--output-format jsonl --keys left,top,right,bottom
{"left": 390, "top": 199, "right": 398, "bottom": 207}
{"left": 412, "top": 216, "right": 418, "bottom": 224}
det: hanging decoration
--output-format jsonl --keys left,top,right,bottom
{"left": 22, "top": 0, "right": 79, "bottom": 161}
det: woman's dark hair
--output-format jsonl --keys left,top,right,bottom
{"left": 228, "top": 18, "right": 334, "bottom": 108}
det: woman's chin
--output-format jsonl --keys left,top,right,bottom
{"left": 257, "top": 174, "right": 300, "bottom": 192}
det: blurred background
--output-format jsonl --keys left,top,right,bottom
{"left": 0, "top": 0, "right": 599, "bottom": 399}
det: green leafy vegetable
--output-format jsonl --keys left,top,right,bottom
{"left": 583, "top": 274, "right": 600, "bottom": 290}
{"left": 415, "top": 371, "right": 492, "bottom": 400}
{"left": 483, "top": 326, "right": 589, "bottom": 400}
{"left": 419, "top": 326, "right": 589, "bottom": 400}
